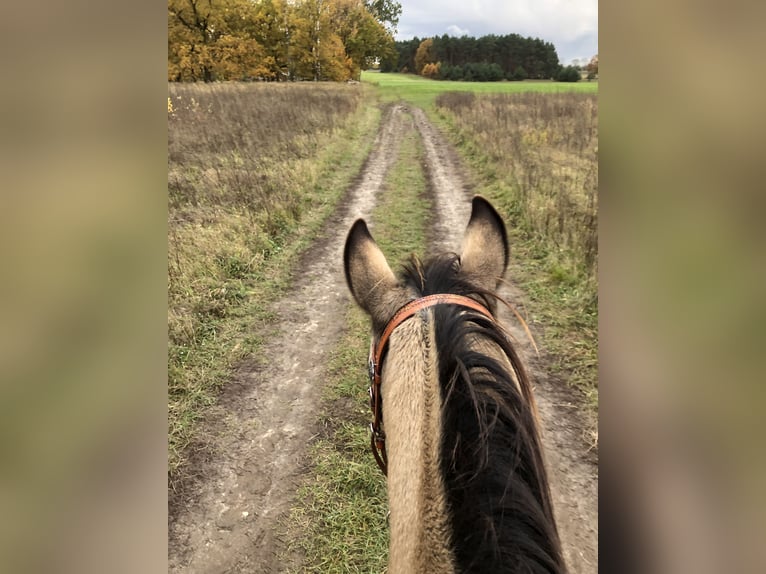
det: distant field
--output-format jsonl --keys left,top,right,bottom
{"left": 362, "top": 70, "right": 597, "bottom": 107}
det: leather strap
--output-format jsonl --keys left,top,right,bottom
{"left": 368, "top": 294, "right": 494, "bottom": 475}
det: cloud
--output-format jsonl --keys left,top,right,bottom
{"left": 395, "top": 0, "right": 597, "bottom": 64}
{"left": 446, "top": 24, "right": 469, "bottom": 37}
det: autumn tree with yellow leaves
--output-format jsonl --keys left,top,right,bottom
{"left": 413, "top": 37, "right": 435, "bottom": 75}
{"left": 168, "top": 0, "right": 398, "bottom": 81}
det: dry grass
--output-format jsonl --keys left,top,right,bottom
{"left": 436, "top": 92, "right": 598, "bottom": 417}
{"left": 169, "top": 83, "right": 361, "bottom": 233}
{"left": 168, "top": 82, "right": 378, "bottom": 492}
{"left": 436, "top": 92, "right": 597, "bottom": 282}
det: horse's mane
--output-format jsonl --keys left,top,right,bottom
{"left": 401, "top": 253, "right": 567, "bottom": 574}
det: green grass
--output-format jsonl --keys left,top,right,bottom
{"left": 286, "top": 110, "right": 431, "bottom": 572}
{"left": 369, "top": 118, "right": 432, "bottom": 266}
{"left": 362, "top": 70, "right": 597, "bottom": 109}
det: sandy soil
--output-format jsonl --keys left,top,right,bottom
{"left": 168, "top": 103, "right": 598, "bottom": 573}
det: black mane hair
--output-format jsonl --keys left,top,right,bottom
{"left": 401, "top": 253, "right": 567, "bottom": 574}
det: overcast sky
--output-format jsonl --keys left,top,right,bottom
{"left": 394, "top": 0, "right": 598, "bottom": 65}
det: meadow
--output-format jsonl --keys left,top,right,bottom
{"left": 167, "top": 82, "right": 379, "bottom": 494}
{"left": 362, "top": 70, "right": 598, "bottom": 108}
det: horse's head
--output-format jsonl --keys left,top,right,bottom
{"left": 342, "top": 196, "right": 565, "bottom": 573}
{"left": 344, "top": 195, "right": 509, "bottom": 330}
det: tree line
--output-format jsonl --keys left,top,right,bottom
{"left": 382, "top": 34, "right": 569, "bottom": 81}
{"left": 168, "top": 0, "right": 401, "bottom": 82}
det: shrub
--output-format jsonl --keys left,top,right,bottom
{"left": 556, "top": 65, "right": 581, "bottom": 82}
{"left": 510, "top": 65, "right": 528, "bottom": 81}
{"left": 462, "top": 62, "right": 478, "bottom": 81}
{"left": 421, "top": 61, "right": 441, "bottom": 78}
{"left": 440, "top": 64, "right": 463, "bottom": 80}
{"left": 485, "top": 63, "right": 504, "bottom": 81}
{"left": 434, "top": 61, "right": 503, "bottom": 82}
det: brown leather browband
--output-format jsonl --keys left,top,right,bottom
{"left": 367, "top": 294, "right": 495, "bottom": 475}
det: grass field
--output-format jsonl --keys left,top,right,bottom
{"left": 362, "top": 70, "right": 598, "bottom": 108}
{"left": 167, "top": 82, "right": 380, "bottom": 494}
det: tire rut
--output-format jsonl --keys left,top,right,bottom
{"left": 168, "top": 103, "right": 410, "bottom": 574}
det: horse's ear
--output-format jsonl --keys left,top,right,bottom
{"left": 460, "top": 196, "right": 509, "bottom": 290}
{"left": 344, "top": 219, "right": 397, "bottom": 315}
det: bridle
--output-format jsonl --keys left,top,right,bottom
{"left": 367, "top": 293, "right": 495, "bottom": 475}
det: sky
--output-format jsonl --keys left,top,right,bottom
{"left": 394, "top": 0, "right": 598, "bottom": 66}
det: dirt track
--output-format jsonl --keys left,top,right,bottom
{"left": 168, "top": 104, "right": 598, "bottom": 573}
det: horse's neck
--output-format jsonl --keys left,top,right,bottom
{"left": 381, "top": 316, "right": 456, "bottom": 573}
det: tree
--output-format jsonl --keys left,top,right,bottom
{"left": 378, "top": 45, "right": 399, "bottom": 72}
{"left": 462, "top": 62, "right": 478, "bottom": 81}
{"left": 168, "top": 0, "right": 270, "bottom": 81}
{"left": 586, "top": 54, "right": 598, "bottom": 80}
{"left": 291, "top": 0, "right": 351, "bottom": 80}
{"left": 392, "top": 37, "right": 420, "bottom": 73}
{"left": 168, "top": 0, "right": 222, "bottom": 81}
{"left": 332, "top": 0, "right": 395, "bottom": 79}
{"left": 414, "top": 38, "right": 435, "bottom": 75}
{"left": 250, "top": 0, "right": 298, "bottom": 80}
{"left": 364, "top": 0, "right": 402, "bottom": 33}
{"left": 166, "top": 0, "right": 410, "bottom": 82}
{"left": 485, "top": 62, "right": 503, "bottom": 81}
{"left": 210, "top": 35, "right": 273, "bottom": 80}
{"left": 386, "top": 32, "right": 561, "bottom": 81}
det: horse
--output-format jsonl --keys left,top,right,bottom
{"left": 343, "top": 196, "right": 566, "bottom": 573}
